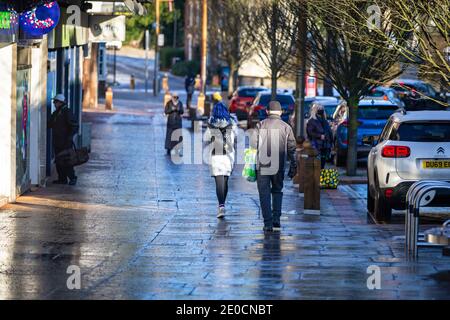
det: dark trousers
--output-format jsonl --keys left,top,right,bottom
{"left": 187, "top": 93, "right": 193, "bottom": 109}
{"left": 214, "top": 176, "right": 229, "bottom": 206}
{"left": 55, "top": 147, "right": 76, "bottom": 182}
{"left": 256, "top": 170, "right": 284, "bottom": 228}
{"left": 320, "top": 148, "right": 330, "bottom": 169}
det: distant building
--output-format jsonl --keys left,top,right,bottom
{"left": 183, "top": 0, "right": 294, "bottom": 90}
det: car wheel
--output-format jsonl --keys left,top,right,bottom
{"left": 334, "top": 146, "right": 346, "bottom": 167}
{"left": 373, "top": 186, "right": 392, "bottom": 223}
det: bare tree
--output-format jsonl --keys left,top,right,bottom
{"left": 295, "top": 0, "right": 411, "bottom": 175}
{"left": 209, "top": 0, "right": 254, "bottom": 96}
{"left": 369, "top": 0, "right": 449, "bottom": 94}
{"left": 245, "top": 0, "right": 299, "bottom": 99}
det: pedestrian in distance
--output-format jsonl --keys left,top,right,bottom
{"left": 165, "top": 93, "right": 184, "bottom": 155}
{"left": 185, "top": 74, "right": 196, "bottom": 109}
{"left": 250, "top": 101, "right": 297, "bottom": 233}
{"left": 48, "top": 94, "right": 79, "bottom": 186}
{"left": 306, "top": 102, "right": 333, "bottom": 169}
{"left": 205, "top": 92, "right": 237, "bottom": 219}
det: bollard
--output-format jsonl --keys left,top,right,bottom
{"left": 105, "top": 87, "right": 113, "bottom": 110}
{"left": 195, "top": 74, "right": 201, "bottom": 90}
{"left": 130, "top": 75, "right": 135, "bottom": 90}
{"left": 293, "top": 140, "right": 305, "bottom": 189}
{"left": 162, "top": 73, "right": 169, "bottom": 93}
{"left": 197, "top": 93, "right": 205, "bottom": 117}
{"left": 303, "top": 143, "right": 321, "bottom": 214}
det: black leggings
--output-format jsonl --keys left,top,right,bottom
{"left": 214, "top": 176, "right": 229, "bottom": 206}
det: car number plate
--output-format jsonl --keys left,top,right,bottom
{"left": 422, "top": 160, "right": 450, "bottom": 169}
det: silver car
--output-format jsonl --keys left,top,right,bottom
{"left": 367, "top": 110, "right": 450, "bottom": 222}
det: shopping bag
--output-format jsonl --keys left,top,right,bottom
{"left": 320, "top": 169, "right": 339, "bottom": 189}
{"left": 242, "top": 148, "right": 257, "bottom": 182}
{"left": 56, "top": 144, "right": 89, "bottom": 167}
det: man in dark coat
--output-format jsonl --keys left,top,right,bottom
{"left": 165, "top": 93, "right": 184, "bottom": 155}
{"left": 251, "top": 101, "right": 297, "bottom": 232}
{"left": 48, "top": 94, "right": 79, "bottom": 185}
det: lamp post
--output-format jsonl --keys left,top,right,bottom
{"left": 295, "top": 1, "right": 308, "bottom": 141}
{"left": 153, "top": 0, "right": 160, "bottom": 96}
{"left": 197, "top": 0, "right": 207, "bottom": 114}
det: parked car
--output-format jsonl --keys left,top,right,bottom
{"left": 389, "top": 79, "right": 448, "bottom": 110}
{"left": 247, "top": 92, "right": 295, "bottom": 128}
{"left": 229, "top": 86, "right": 267, "bottom": 120}
{"left": 367, "top": 110, "right": 450, "bottom": 222}
{"left": 332, "top": 99, "right": 399, "bottom": 167}
{"left": 366, "top": 86, "right": 405, "bottom": 108}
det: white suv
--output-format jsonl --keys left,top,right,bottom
{"left": 367, "top": 110, "right": 450, "bottom": 222}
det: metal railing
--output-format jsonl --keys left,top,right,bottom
{"left": 405, "top": 180, "right": 450, "bottom": 260}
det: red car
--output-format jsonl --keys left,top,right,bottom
{"left": 229, "top": 86, "right": 267, "bottom": 120}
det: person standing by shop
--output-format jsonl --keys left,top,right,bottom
{"left": 205, "top": 92, "right": 237, "bottom": 219}
{"left": 165, "top": 93, "right": 184, "bottom": 155}
{"left": 48, "top": 94, "right": 79, "bottom": 185}
{"left": 306, "top": 102, "right": 333, "bottom": 169}
{"left": 250, "top": 101, "right": 297, "bottom": 232}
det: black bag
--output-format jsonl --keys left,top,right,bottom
{"left": 56, "top": 144, "right": 89, "bottom": 167}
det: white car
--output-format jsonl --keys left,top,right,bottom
{"left": 367, "top": 110, "right": 450, "bottom": 222}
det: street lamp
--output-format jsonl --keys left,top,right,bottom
{"left": 197, "top": 0, "right": 207, "bottom": 114}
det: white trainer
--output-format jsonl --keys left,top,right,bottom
{"left": 217, "top": 206, "right": 225, "bottom": 219}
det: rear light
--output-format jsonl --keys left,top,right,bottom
{"left": 396, "top": 146, "right": 410, "bottom": 157}
{"left": 383, "top": 95, "right": 388, "bottom": 101}
{"left": 381, "top": 146, "right": 410, "bottom": 158}
{"left": 253, "top": 105, "right": 265, "bottom": 112}
{"left": 288, "top": 104, "right": 295, "bottom": 111}
{"left": 342, "top": 140, "right": 348, "bottom": 145}
{"left": 385, "top": 189, "right": 394, "bottom": 198}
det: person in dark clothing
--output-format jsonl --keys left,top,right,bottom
{"left": 165, "top": 93, "right": 184, "bottom": 155}
{"left": 306, "top": 102, "right": 333, "bottom": 169}
{"left": 185, "top": 74, "right": 195, "bottom": 109}
{"left": 48, "top": 94, "right": 79, "bottom": 185}
{"left": 250, "top": 101, "right": 297, "bottom": 232}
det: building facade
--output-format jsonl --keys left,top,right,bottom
{"left": 0, "top": 1, "right": 128, "bottom": 204}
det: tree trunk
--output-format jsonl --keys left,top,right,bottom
{"left": 295, "top": 4, "right": 308, "bottom": 139}
{"left": 270, "top": 1, "right": 278, "bottom": 101}
{"left": 228, "top": 64, "right": 237, "bottom": 97}
{"left": 271, "top": 74, "right": 277, "bottom": 100}
{"left": 346, "top": 96, "right": 360, "bottom": 176}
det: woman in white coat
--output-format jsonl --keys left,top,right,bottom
{"left": 205, "top": 92, "right": 237, "bottom": 219}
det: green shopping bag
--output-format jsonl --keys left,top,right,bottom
{"left": 242, "top": 148, "right": 257, "bottom": 182}
{"left": 320, "top": 169, "right": 339, "bottom": 189}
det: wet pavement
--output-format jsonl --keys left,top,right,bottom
{"left": 1, "top": 63, "right": 450, "bottom": 300}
